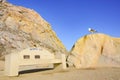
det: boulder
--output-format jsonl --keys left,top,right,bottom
{"left": 67, "top": 33, "right": 120, "bottom": 68}
{"left": 0, "top": 2, "right": 67, "bottom": 59}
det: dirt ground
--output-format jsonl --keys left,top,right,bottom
{"left": 0, "top": 61, "right": 120, "bottom": 80}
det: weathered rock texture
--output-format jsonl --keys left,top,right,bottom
{"left": 0, "top": 2, "right": 67, "bottom": 59}
{"left": 67, "top": 33, "right": 120, "bottom": 68}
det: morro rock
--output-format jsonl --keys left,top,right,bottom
{"left": 67, "top": 33, "right": 120, "bottom": 68}
{"left": 0, "top": 2, "right": 67, "bottom": 59}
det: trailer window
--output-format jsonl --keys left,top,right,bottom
{"left": 23, "top": 55, "right": 30, "bottom": 59}
{"left": 35, "top": 55, "right": 40, "bottom": 59}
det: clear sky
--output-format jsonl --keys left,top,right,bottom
{"left": 7, "top": 0, "right": 120, "bottom": 50}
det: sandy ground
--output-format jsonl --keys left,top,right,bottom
{"left": 0, "top": 61, "right": 120, "bottom": 80}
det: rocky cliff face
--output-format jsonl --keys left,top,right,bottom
{"left": 67, "top": 33, "right": 120, "bottom": 68}
{"left": 0, "top": 2, "right": 67, "bottom": 59}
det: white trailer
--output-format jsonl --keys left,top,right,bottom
{"left": 5, "top": 47, "right": 66, "bottom": 76}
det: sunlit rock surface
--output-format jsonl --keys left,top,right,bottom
{"left": 67, "top": 33, "right": 120, "bottom": 68}
{"left": 0, "top": 2, "right": 67, "bottom": 59}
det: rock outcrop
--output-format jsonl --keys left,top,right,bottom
{"left": 67, "top": 33, "right": 120, "bottom": 68}
{"left": 0, "top": 2, "right": 67, "bottom": 59}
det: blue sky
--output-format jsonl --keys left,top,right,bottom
{"left": 7, "top": 0, "right": 120, "bottom": 50}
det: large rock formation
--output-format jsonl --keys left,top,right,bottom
{"left": 0, "top": 2, "right": 67, "bottom": 59}
{"left": 67, "top": 33, "right": 120, "bottom": 68}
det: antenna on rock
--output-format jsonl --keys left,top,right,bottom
{"left": 88, "top": 28, "right": 97, "bottom": 33}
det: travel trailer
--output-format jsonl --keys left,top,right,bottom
{"left": 5, "top": 47, "right": 66, "bottom": 76}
